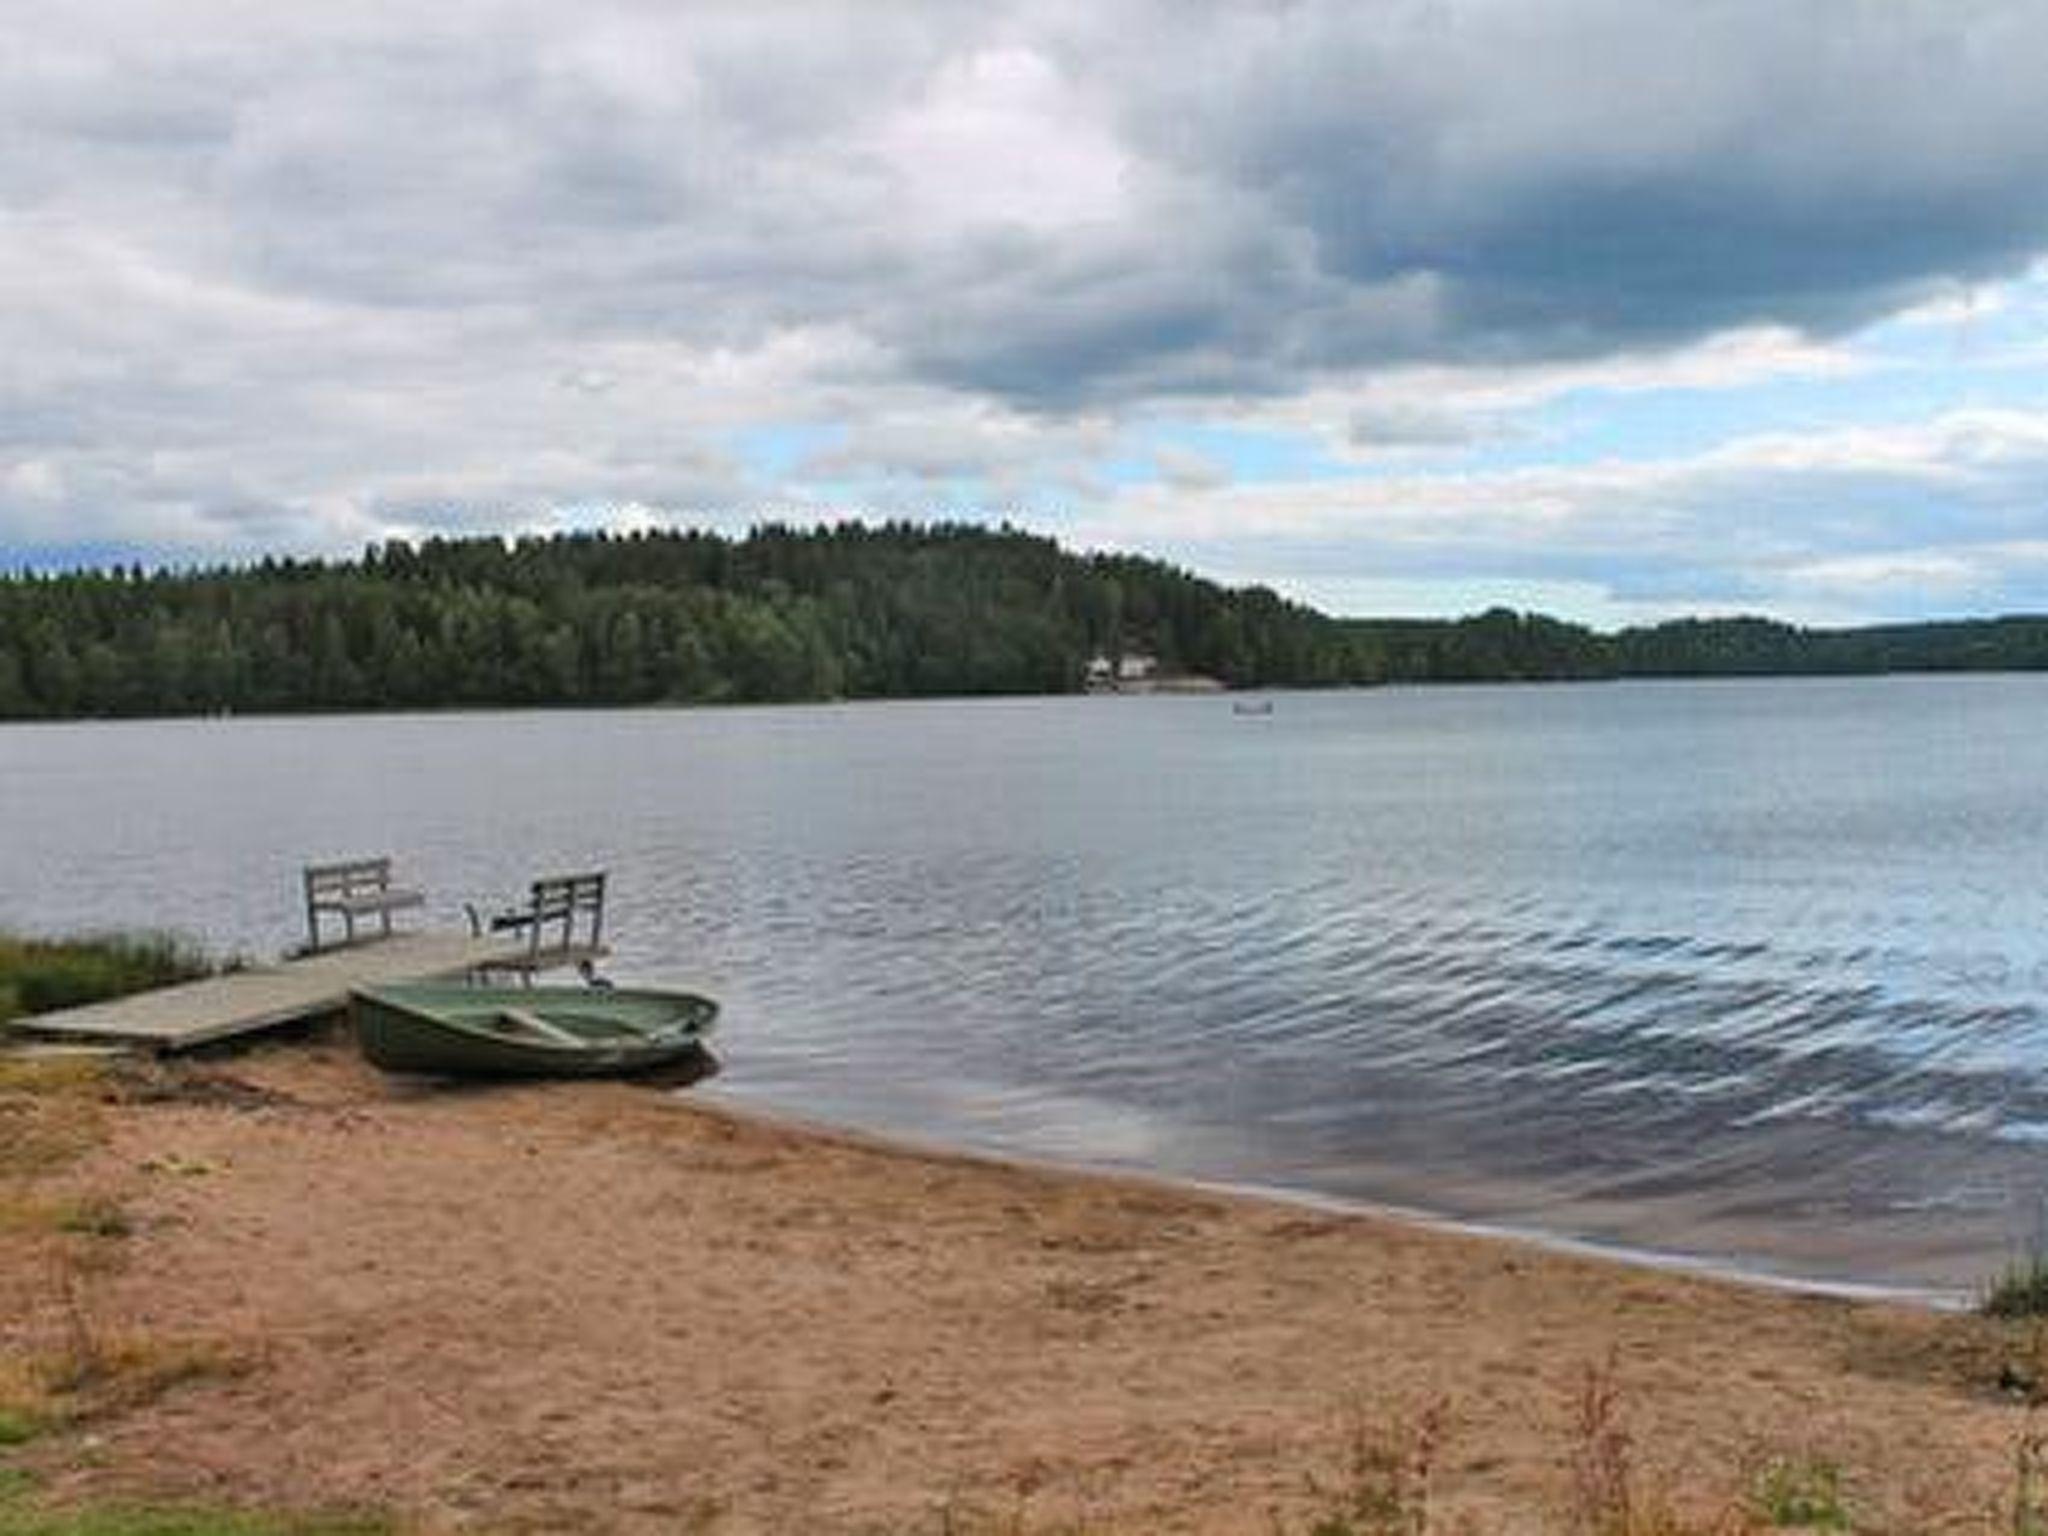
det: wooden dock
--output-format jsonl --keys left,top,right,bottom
{"left": 9, "top": 931, "right": 537, "bottom": 1053}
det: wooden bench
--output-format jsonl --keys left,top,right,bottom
{"left": 468, "top": 871, "right": 610, "bottom": 983}
{"left": 303, "top": 857, "right": 426, "bottom": 952}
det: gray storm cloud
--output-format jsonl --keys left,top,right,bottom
{"left": 4, "top": 0, "right": 2048, "bottom": 613}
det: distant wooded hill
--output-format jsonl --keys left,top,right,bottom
{"left": 0, "top": 522, "right": 2043, "bottom": 719}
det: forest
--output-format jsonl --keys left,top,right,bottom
{"left": 1, "top": 522, "right": 2044, "bottom": 719}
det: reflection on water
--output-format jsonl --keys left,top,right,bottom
{"left": 5, "top": 675, "right": 2048, "bottom": 1292}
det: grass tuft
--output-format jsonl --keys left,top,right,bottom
{"left": 0, "top": 1259, "right": 252, "bottom": 1446}
{"left": 2013, "top": 1424, "right": 2048, "bottom": 1536}
{"left": 34, "top": 1262, "right": 248, "bottom": 1413}
{"left": 52, "top": 1198, "right": 131, "bottom": 1241}
{"left": 0, "top": 933, "right": 211, "bottom": 1028}
{"left": 1986, "top": 1258, "right": 2048, "bottom": 1320}
{"left": 0, "top": 1063, "right": 111, "bottom": 1181}
{"left": 0, "top": 1196, "right": 131, "bottom": 1241}
{"left": 1748, "top": 1456, "right": 1847, "bottom": 1530}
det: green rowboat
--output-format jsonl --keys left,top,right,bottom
{"left": 351, "top": 983, "right": 718, "bottom": 1078}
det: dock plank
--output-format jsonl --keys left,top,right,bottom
{"left": 9, "top": 931, "right": 537, "bottom": 1051}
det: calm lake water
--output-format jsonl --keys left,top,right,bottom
{"left": 6, "top": 676, "right": 2048, "bottom": 1294}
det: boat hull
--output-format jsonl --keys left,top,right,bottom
{"left": 351, "top": 983, "right": 717, "bottom": 1079}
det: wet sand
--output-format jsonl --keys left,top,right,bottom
{"left": 7, "top": 1036, "right": 2042, "bottom": 1533}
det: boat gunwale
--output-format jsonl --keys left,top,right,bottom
{"left": 350, "top": 983, "right": 718, "bottom": 1053}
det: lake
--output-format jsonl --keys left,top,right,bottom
{"left": 5, "top": 675, "right": 2047, "bottom": 1295}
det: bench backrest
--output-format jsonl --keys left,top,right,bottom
{"left": 525, "top": 871, "right": 606, "bottom": 955}
{"left": 305, "top": 857, "right": 395, "bottom": 900}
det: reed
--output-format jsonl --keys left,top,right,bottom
{"left": 0, "top": 932, "right": 211, "bottom": 1028}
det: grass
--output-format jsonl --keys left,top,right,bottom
{"left": 1986, "top": 1257, "right": 2048, "bottom": 1321}
{"left": 1748, "top": 1456, "right": 1848, "bottom": 1530}
{"left": 0, "top": 1461, "right": 389, "bottom": 1536}
{"left": 0, "top": 1054, "right": 234, "bottom": 1453}
{"left": 5, "top": 1256, "right": 251, "bottom": 1426}
{"left": 1269, "top": 1361, "right": 1861, "bottom": 1536}
{"left": 0, "top": 1480, "right": 391, "bottom": 1536}
{"left": 0, "top": 1197, "right": 131, "bottom": 1242}
{"left": 0, "top": 1510, "right": 382, "bottom": 1536}
{"left": 0, "top": 932, "right": 212, "bottom": 1028}
{"left": 0, "top": 1305, "right": 249, "bottom": 1456}
{"left": 0, "top": 1057, "right": 114, "bottom": 1182}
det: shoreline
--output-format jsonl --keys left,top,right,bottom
{"left": 6, "top": 668, "right": 2048, "bottom": 734}
{"left": 4, "top": 1035, "right": 2037, "bottom": 1533}
{"left": 696, "top": 1086, "right": 1973, "bottom": 1312}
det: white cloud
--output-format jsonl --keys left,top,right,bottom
{"left": 5, "top": 0, "right": 2048, "bottom": 624}
{"left": 1073, "top": 406, "right": 2048, "bottom": 621}
{"left": 870, "top": 46, "right": 1133, "bottom": 237}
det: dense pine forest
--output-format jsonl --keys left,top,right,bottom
{"left": 1, "top": 522, "right": 2046, "bottom": 720}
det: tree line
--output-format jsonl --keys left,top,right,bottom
{"left": 0, "top": 522, "right": 2044, "bottom": 720}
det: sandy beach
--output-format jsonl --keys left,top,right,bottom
{"left": 3, "top": 1033, "right": 2042, "bottom": 1534}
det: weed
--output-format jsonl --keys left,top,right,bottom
{"left": 1748, "top": 1456, "right": 1847, "bottom": 1530}
{"left": 1565, "top": 1358, "right": 1633, "bottom": 1536}
{"left": 1275, "top": 1402, "right": 1447, "bottom": 1536}
{"left": 1557, "top": 1358, "right": 1748, "bottom": 1536}
{"left": 926, "top": 1495, "right": 1097, "bottom": 1535}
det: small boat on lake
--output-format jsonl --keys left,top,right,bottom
{"left": 351, "top": 982, "right": 717, "bottom": 1078}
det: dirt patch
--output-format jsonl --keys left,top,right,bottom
{"left": 3, "top": 1043, "right": 2036, "bottom": 1534}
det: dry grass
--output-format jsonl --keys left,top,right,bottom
{"left": 0, "top": 1060, "right": 242, "bottom": 1454}
{"left": 0, "top": 1196, "right": 130, "bottom": 1242}
{"left": 1, "top": 1256, "right": 251, "bottom": 1439}
{"left": 0, "top": 1059, "right": 111, "bottom": 1098}
{"left": 0, "top": 1058, "right": 114, "bottom": 1183}
{"left": 1280, "top": 1401, "right": 1448, "bottom": 1536}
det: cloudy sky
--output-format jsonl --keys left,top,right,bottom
{"left": 6, "top": 1, "right": 2048, "bottom": 625}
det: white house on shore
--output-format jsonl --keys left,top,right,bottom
{"left": 1083, "top": 651, "right": 1162, "bottom": 692}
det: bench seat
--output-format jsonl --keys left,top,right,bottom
{"left": 304, "top": 857, "right": 426, "bottom": 951}
{"left": 320, "top": 889, "right": 425, "bottom": 916}
{"left": 469, "top": 871, "right": 609, "bottom": 982}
